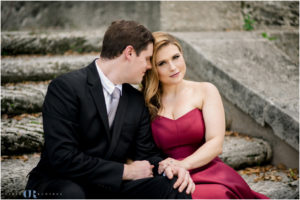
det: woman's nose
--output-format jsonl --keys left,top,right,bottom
{"left": 169, "top": 62, "right": 176, "bottom": 70}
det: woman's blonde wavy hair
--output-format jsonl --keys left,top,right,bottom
{"left": 141, "top": 32, "right": 183, "bottom": 121}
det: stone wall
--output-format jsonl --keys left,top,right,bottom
{"left": 242, "top": 1, "right": 299, "bottom": 30}
{"left": 2, "top": 1, "right": 298, "bottom": 32}
{"left": 1, "top": 1, "right": 161, "bottom": 32}
{"left": 160, "top": 1, "right": 243, "bottom": 31}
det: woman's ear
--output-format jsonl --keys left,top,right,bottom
{"left": 123, "top": 45, "right": 135, "bottom": 60}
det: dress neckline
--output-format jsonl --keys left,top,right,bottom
{"left": 157, "top": 108, "right": 202, "bottom": 121}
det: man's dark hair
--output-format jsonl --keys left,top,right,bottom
{"left": 100, "top": 20, "right": 154, "bottom": 59}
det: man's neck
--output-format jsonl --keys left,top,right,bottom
{"left": 96, "top": 57, "right": 124, "bottom": 85}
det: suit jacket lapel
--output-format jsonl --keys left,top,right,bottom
{"left": 87, "top": 61, "right": 110, "bottom": 140}
{"left": 105, "top": 85, "right": 128, "bottom": 159}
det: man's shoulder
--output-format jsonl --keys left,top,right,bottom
{"left": 57, "top": 67, "right": 87, "bottom": 82}
{"left": 51, "top": 61, "right": 93, "bottom": 87}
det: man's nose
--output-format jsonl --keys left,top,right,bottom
{"left": 146, "top": 61, "right": 152, "bottom": 69}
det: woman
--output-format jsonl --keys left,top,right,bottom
{"left": 141, "top": 32, "right": 269, "bottom": 199}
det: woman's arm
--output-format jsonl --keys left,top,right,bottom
{"left": 159, "top": 82, "right": 225, "bottom": 171}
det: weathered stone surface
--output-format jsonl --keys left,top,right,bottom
{"left": 1, "top": 1, "right": 160, "bottom": 32}
{"left": 268, "top": 30, "right": 299, "bottom": 67}
{"left": 242, "top": 1, "right": 299, "bottom": 29}
{"left": 2, "top": 54, "right": 97, "bottom": 83}
{"left": 174, "top": 31, "right": 299, "bottom": 151}
{"left": 220, "top": 136, "right": 272, "bottom": 169}
{"left": 2, "top": 1, "right": 297, "bottom": 32}
{"left": 161, "top": 2, "right": 243, "bottom": 31}
{"left": 2, "top": 31, "right": 103, "bottom": 55}
{"left": 222, "top": 95, "right": 299, "bottom": 169}
{"left": 240, "top": 170, "right": 299, "bottom": 199}
{"left": 1, "top": 154, "right": 40, "bottom": 199}
{"left": 1, "top": 82, "right": 48, "bottom": 114}
{"left": 1, "top": 115, "right": 43, "bottom": 155}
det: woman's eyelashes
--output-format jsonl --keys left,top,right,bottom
{"left": 173, "top": 54, "right": 180, "bottom": 60}
{"left": 157, "top": 55, "right": 180, "bottom": 67}
{"left": 158, "top": 61, "right": 166, "bottom": 66}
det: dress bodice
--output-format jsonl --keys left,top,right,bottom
{"left": 151, "top": 108, "right": 205, "bottom": 160}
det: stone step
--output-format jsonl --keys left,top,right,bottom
{"left": 1, "top": 82, "right": 48, "bottom": 115}
{"left": 219, "top": 132, "right": 272, "bottom": 169}
{"left": 1, "top": 114, "right": 44, "bottom": 155}
{"left": 2, "top": 54, "right": 98, "bottom": 83}
{"left": 1, "top": 154, "right": 40, "bottom": 199}
{"left": 238, "top": 165, "right": 299, "bottom": 199}
{"left": 173, "top": 30, "right": 299, "bottom": 154}
{"left": 2, "top": 31, "right": 104, "bottom": 55}
{"left": 1, "top": 154, "right": 297, "bottom": 199}
{"left": 1, "top": 115, "right": 272, "bottom": 169}
{"left": 2, "top": 30, "right": 298, "bottom": 155}
{"left": 1, "top": 81, "right": 137, "bottom": 115}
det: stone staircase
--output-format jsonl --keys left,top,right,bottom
{"left": 1, "top": 31, "right": 298, "bottom": 199}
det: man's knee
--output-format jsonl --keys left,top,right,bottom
{"left": 149, "top": 176, "right": 192, "bottom": 199}
{"left": 166, "top": 176, "right": 192, "bottom": 199}
{"left": 43, "top": 179, "right": 86, "bottom": 199}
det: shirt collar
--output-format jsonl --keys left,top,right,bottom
{"left": 95, "top": 60, "right": 122, "bottom": 96}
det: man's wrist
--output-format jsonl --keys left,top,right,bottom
{"left": 123, "top": 164, "right": 131, "bottom": 180}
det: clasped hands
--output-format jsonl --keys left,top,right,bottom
{"left": 123, "top": 158, "right": 195, "bottom": 194}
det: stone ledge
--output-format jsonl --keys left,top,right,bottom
{"left": 173, "top": 30, "right": 299, "bottom": 151}
{"left": 2, "top": 31, "right": 104, "bottom": 55}
{"left": 1, "top": 114, "right": 43, "bottom": 155}
{"left": 240, "top": 167, "right": 299, "bottom": 199}
{"left": 1, "top": 154, "right": 40, "bottom": 199}
{"left": 2, "top": 54, "right": 97, "bottom": 83}
{"left": 1, "top": 82, "right": 48, "bottom": 115}
{"left": 220, "top": 135, "right": 272, "bottom": 169}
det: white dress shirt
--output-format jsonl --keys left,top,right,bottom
{"left": 95, "top": 60, "right": 122, "bottom": 114}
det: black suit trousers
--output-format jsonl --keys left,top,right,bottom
{"left": 25, "top": 173, "right": 191, "bottom": 199}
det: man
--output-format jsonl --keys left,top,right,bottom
{"left": 25, "top": 20, "right": 194, "bottom": 199}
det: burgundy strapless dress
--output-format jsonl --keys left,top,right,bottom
{"left": 151, "top": 108, "right": 269, "bottom": 199}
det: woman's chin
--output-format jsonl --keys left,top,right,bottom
{"left": 163, "top": 78, "right": 184, "bottom": 85}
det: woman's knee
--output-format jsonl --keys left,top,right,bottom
{"left": 192, "top": 184, "right": 237, "bottom": 199}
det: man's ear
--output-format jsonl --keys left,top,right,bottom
{"left": 123, "top": 45, "right": 135, "bottom": 60}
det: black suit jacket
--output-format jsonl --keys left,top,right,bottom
{"left": 30, "top": 61, "right": 162, "bottom": 192}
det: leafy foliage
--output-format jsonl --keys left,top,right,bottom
{"left": 243, "top": 15, "right": 255, "bottom": 31}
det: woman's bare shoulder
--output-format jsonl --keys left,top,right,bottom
{"left": 184, "top": 80, "right": 219, "bottom": 94}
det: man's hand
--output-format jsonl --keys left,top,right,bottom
{"left": 123, "top": 160, "right": 154, "bottom": 180}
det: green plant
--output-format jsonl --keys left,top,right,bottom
{"left": 243, "top": 15, "right": 255, "bottom": 31}
{"left": 262, "top": 32, "right": 277, "bottom": 41}
{"left": 289, "top": 168, "right": 295, "bottom": 177}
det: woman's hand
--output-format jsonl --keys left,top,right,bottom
{"left": 158, "top": 157, "right": 189, "bottom": 174}
{"left": 159, "top": 158, "right": 195, "bottom": 194}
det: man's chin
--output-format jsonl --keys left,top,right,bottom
{"left": 128, "top": 79, "right": 142, "bottom": 85}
